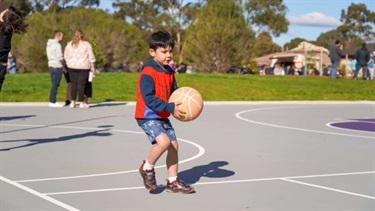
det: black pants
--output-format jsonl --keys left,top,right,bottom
{"left": 355, "top": 64, "right": 370, "bottom": 79}
{"left": 68, "top": 68, "right": 89, "bottom": 102}
{"left": 0, "top": 64, "right": 7, "bottom": 92}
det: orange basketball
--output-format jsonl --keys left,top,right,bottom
{"left": 168, "top": 87, "right": 204, "bottom": 122}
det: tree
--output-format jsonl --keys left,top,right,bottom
{"left": 113, "top": 0, "right": 158, "bottom": 31}
{"left": 153, "top": 0, "right": 202, "bottom": 63}
{"left": 113, "top": 0, "right": 202, "bottom": 63}
{"left": 283, "top": 37, "right": 307, "bottom": 51}
{"left": 29, "top": 0, "right": 100, "bottom": 12}
{"left": 339, "top": 3, "right": 375, "bottom": 41}
{"left": 244, "top": 0, "right": 289, "bottom": 37}
{"left": 253, "top": 31, "right": 281, "bottom": 57}
{"left": 184, "top": 0, "right": 255, "bottom": 73}
{"left": 2, "top": 0, "right": 32, "bottom": 16}
{"left": 12, "top": 8, "right": 147, "bottom": 73}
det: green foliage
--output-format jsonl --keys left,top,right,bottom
{"left": 1, "top": 73, "right": 374, "bottom": 102}
{"left": 339, "top": 63, "right": 347, "bottom": 77}
{"left": 113, "top": 0, "right": 202, "bottom": 63}
{"left": 2, "top": 0, "right": 32, "bottom": 16}
{"left": 184, "top": 0, "right": 255, "bottom": 73}
{"left": 339, "top": 3, "right": 375, "bottom": 39}
{"left": 244, "top": 0, "right": 289, "bottom": 37}
{"left": 12, "top": 8, "right": 148, "bottom": 73}
{"left": 7, "top": 1, "right": 373, "bottom": 75}
{"left": 284, "top": 37, "right": 308, "bottom": 51}
{"left": 253, "top": 31, "right": 281, "bottom": 57}
{"left": 317, "top": 3, "right": 375, "bottom": 49}
{"left": 315, "top": 30, "right": 342, "bottom": 49}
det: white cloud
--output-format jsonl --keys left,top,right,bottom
{"left": 288, "top": 12, "right": 342, "bottom": 27}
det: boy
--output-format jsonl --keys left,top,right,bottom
{"left": 135, "top": 30, "right": 194, "bottom": 194}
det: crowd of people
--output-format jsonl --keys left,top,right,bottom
{"left": 259, "top": 64, "right": 305, "bottom": 76}
{"left": 258, "top": 41, "right": 375, "bottom": 79}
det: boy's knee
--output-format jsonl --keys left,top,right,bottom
{"left": 155, "top": 134, "right": 171, "bottom": 148}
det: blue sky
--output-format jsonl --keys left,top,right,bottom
{"left": 98, "top": 0, "right": 375, "bottom": 46}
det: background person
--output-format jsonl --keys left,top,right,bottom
{"left": 354, "top": 43, "right": 370, "bottom": 80}
{"left": 46, "top": 30, "right": 65, "bottom": 107}
{"left": 64, "top": 29, "right": 96, "bottom": 108}
{"left": 62, "top": 63, "right": 72, "bottom": 106}
{"left": 329, "top": 40, "right": 342, "bottom": 79}
{"left": 0, "top": 3, "right": 27, "bottom": 92}
{"left": 6, "top": 52, "right": 16, "bottom": 74}
{"left": 368, "top": 52, "right": 374, "bottom": 80}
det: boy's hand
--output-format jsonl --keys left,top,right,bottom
{"left": 173, "top": 102, "right": 186, "bottom": 119}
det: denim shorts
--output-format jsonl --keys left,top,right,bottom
{"left": 140, "top": 119, "right": 177, "bottom": 144}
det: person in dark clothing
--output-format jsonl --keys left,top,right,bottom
{"left": 328, "top": 40, "right": 342, "bottom": 79}
{"left": 322, "top": 64, "right": 329, "bottom": 76}
{"left": 0, "top": 3, "right": 28, "bottom": 92}
{"left": 353, "top": 43, "right": 371, "bottom": 80}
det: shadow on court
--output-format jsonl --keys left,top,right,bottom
{"left": 150, "top": 161, "right": 235, "bottom": 194}
{"left": 89, "top": 102, "right": 127, "bottom": 108}
{"left": 0, "top": 115, "right": 36, "bottom": 121}
{"left": 0, "top": 129, "right": 112, "bottom": 151}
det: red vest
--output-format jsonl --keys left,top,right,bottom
{"left": 135, "top": 67, "right": 174, "bottom": 119}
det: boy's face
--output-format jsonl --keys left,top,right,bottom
{"left": 149, "top": 46, "right": 173, "bottom": 67}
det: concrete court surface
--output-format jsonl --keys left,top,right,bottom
{"left": 0, "top": 101, "right": 374, "bottom": 211}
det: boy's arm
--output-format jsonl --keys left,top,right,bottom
{"left": 140, "top": 74, "right": 175, "bottom": 113}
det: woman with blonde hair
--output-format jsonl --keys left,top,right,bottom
{"left": 64, "top": 29, "right": 96, "bottom": 108}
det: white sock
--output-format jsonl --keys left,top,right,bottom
{"left": 168, "top": 176, "right": 177, "bottom": 183}
{"left": 143, "top": 160, "right": 154, "bottom": 171}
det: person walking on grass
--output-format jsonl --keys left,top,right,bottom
{"left": 0, "top": 1, "right": 27, "bottom": 92}
{"left": 46, "top": 30, "right": 65, "bottom": 108}
{"left": 135, "top": 30, "right": 194, "bottom": 194}
{"left": 64, "top": 29, "right": 95, "bottom": 108}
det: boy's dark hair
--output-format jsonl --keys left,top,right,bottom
{"left": 335, "top": 40, "right": 340, "bottom": 45}
{"left": 149, "top": 30, "right": 174, "bottom": 51}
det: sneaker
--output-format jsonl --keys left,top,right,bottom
{"left": 166, "top": 178, "right": 194, "bottom": 194}
{"left": 49, "top": 102, "right": 63, "bottom": 108}
{"left": 139, "top": 160, "right": 157, "bottom": 190}
{"left": 79, "top": 102, "right": 90, "bottom": 109}
{"left": 70, "top": 102, "right": 75, "bottom": 108}
{"left": 64, "top": 100, "right": 71, "bottom": 106}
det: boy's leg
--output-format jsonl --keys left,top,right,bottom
{"left": 147, "top": 134, "right": 172, "bottom": 165}
{"left": 140, "top": 133, "right": 171, "bottom": 191}
{"left": 166, "top": 141, "right": 178, "bottom": 178}
{"left": 165, "top": 140, "right": 194, "bottom": 194}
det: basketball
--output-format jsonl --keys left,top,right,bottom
{"left": 168, "top": 87, "right": 204, "bottom": 122}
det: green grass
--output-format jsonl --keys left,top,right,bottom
{"left": 0, "top": 72, "right": 374, "bottom": 102}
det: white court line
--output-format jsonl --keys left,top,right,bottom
{"left": 0, "top": 124, "right": 205, "bottom": 182}
{"left": 235, "top": 107, "right": 375, "bottom": 139}
{"left": 44, "top": 171, "right": 375, "bottom": 199}
{"left": 0, "top": 176, "right": 80, "bottom": 211}
{"left": 282, "top": 178, "right": 375, "bottom": 200}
